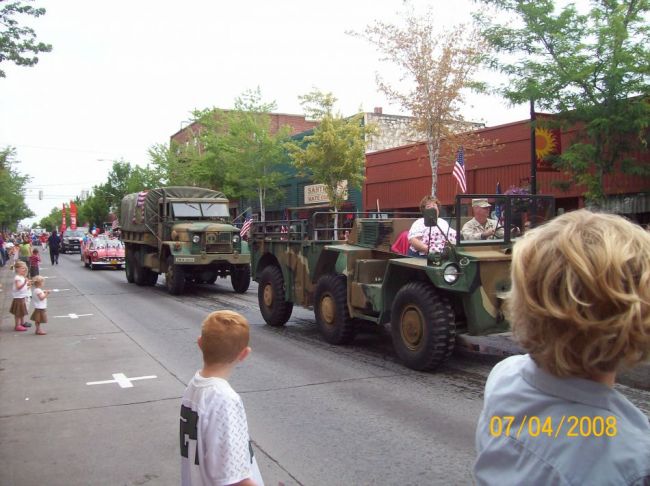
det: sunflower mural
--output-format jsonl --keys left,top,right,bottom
{"left": 535, "top": 127, "right": 562, "bottom": 171}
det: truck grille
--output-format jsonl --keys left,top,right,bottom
{"left": 205, "top": 232, "right": 232, "bottom": 253}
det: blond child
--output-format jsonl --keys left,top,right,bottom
{"left": 30, "top": 276, "right": 50, "bottom": 335}
{"left": 10, "top": 261, "right": 31, "bottom": 331}
{"left": 180, "top": 310, "right": 264, "bottom": 486}
{"left": 474, "top": 210, "right": 650, "bottom": 485}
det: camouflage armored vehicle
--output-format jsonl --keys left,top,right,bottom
{"left": 250, "top": 194, "right": 555, "bottom": 371}
{"left": 119, "top": 186, "right": 250, "bottom": 295}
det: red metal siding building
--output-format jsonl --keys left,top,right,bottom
{"left": 365, "top": 119, "right": 650, "bottom": 220}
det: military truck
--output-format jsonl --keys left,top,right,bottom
{"left": 119, "top": 186, "right": 250, "bottom": 295}
{"left": 250, "top": 194, "right": 554, "bottom": 371}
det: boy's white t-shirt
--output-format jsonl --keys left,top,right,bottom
{"left": 12, "top": 275, "right": 30, "bottom": 299}
{"left": 32, "top": 288, "right": 47, "bottom": 309}
{"left": 180, "top": 371, "right": 264, "bottom": 486}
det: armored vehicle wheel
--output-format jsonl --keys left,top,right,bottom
{"left": 314, "top": 274, "right": 355, "bottom": 345}
{"left": 231, "top": 264, "right": 251, "bottom": 293}
{"left": 390, "top": 282, "right": 456, "bottom": 371}
{"left": 125, "top": 252, "right": 135, "bottom": 283}
{"left": 258, "top": 266, "right": 293, "bottom": 327}
{"left": 165, "top": 256, "right": 186, "bottom": 295}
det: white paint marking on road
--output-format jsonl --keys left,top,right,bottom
{"left": 54, "top": 313, "right": 93, "bottom": 319}
{"left": 51, "top": 289, "right": 71, "bottom": 292}
{"left": 86, "top": 373, "right": 158, "bottom": 388}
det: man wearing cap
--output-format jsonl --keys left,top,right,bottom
{"left": 461, "top": 199, "right": 503, "bottom": 240}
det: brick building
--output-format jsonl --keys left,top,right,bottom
{"left": 169, "top": 111, "right": 319, "bottom": 150}
{"left": 365, "top": 118, "right": 650, "bottom": 223}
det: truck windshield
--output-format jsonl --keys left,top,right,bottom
{"left": 171, "top": 202, "right": 230, "bottom": 218}
{"left": 201, "top": 203, "right": 229, "bottom": 217}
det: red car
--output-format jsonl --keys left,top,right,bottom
{"left": 81, "top": 237, "right": 125, "bottom": 270}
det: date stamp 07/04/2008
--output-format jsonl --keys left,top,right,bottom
{"left": 488, "top": 415, "right": 618, "bottom": 439}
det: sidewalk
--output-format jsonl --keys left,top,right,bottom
{"left": 0, "top": 262, "right": 183, "bottom": 485}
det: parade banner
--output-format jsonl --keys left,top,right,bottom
{"left": 61, "top": 204, "right": 67, "bottom": 233}
{"left": 70, "top": 201, "right": 78, "bottom": 230}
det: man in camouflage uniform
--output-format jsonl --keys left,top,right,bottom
{"left": 461, "top": 199, "right": 503, "bottom": 240}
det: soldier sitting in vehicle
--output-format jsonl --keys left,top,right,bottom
{"left": 408, "top": 196, "right": 456, "bottom": 257}
{"left": 461, "top": 198, "right": 504, "bottom": 240}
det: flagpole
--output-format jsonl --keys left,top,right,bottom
{"left": 530, "top": 98, "right": 537, "bottom": 196}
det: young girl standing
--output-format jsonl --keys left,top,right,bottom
{"left": 10, "top": 261, "right": 31, "bottom": 331}
{"left": 30, "top": 276, "right": 50, "bottom": 335}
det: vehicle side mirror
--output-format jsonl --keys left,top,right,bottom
{"left": 423, "top": 207, "right": 438, "bottom": 227}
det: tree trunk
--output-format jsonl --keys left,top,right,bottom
{"left": 427, "top": 139, "right": 441, "bottom": 197}
{"left": 258, "top": 186, "right": 265, "bottom": 222}
{"left": 333, "top": 207, "right": 339, "bottom": 241}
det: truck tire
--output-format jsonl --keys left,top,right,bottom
{"left": 314, "top": 274, "right": 356, "bottom": 345}
{"left": 125, "top": 252, "right": 135, "bottom": 283}
{"left": 390, "top": 282, "right": 456, "bottom": 371}
{"left": 165, "top": 256, "right": 185, "bottom": 295}
{"left": 144, "top": 270, "right": 158, "bottom": 286}
{"left": 258, "top": 266, "right": 293, "bottom": 327}
{"left": 231, "top": 264, "right": 250, "bottom": 293}
{"left": 133, "top": 258, "right": 148, "bottom": 286}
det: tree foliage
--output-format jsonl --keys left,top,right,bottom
{"left": 0, "top": 0, "right": 52, "bottom": 78}
{"left": 288, "top": 89, "right": 371, "bottom": 212}
{"left": 0, "top": 146, "right": 33, "bottom": 230}
{"left": 191, "top": 88, "right": 291, "bottom": 221}
{"left": 476, "top": 0, "right": 650, "bottom": 202}
{"left": 354, "top": 5, "right": 486, "bottom": 197}
{"left": 38, "top": 160, "right": 161, "bottom": 230}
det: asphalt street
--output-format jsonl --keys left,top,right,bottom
{"left": 1, "top": 253, "right": 649, "bottom": 486}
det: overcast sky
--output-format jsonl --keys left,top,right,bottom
{"left": 1, "top": 0, "right": 530, "bottom": 224}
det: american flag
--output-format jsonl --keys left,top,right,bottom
{"left": 452, "top": 147, "right": 467, "bottom": 193}
{"left": 239, "top": 217, "right": 253, "bottom": 239}
{"left": 136, "top": 191, "right": 148, "bottom": 207}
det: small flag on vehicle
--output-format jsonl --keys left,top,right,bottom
{"left": 240, "top": 217, "right": 253, "bottom": 239}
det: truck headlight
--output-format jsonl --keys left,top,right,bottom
{"left": 232, "top": 235, "right": 240, "bottom": 244}
{"left": 192, "top": 235, "right": 200, "bottom": 244}
{"left": 443, "top": 264, "right": 460, "bottom": 284}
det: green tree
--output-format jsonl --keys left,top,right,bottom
{"left": 0, "top": 1, "right": 52, "bottom": 78}
{"left": 62, "top": 160, "right": 163, "bottom": 229}
{"left": 288, "top": 90, "right": 372, "bottom": 237}
{"left": 38, "top": 205, "right": 61, "bottom": 232}
{"left": 194, "top": 88, "right": 292, "bottom": 221}
{"left": 476, "top": 0, "right": 650, "bottom": 203}
{"left": 148, "top": 141, "right": 198, "bottom": 186}
{"left": 354, "top": 5, "right": 486, "bottom": 197}
{"left": 0, "top": 147, "right": 34, "bottom": 230}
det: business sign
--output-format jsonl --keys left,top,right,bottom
{"left": 304, "top": 180, "right": 348, "bottom": 205}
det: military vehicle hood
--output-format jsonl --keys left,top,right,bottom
{"left": 172, "top": 222, "right": 239, "bottom": 233}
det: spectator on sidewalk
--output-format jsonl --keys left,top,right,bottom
{"left": 29, "top": 248, "right": 41, "bottom": 277}
{"left": 10, "top": 261, "right": 31, "bottom": 332}
{"left": 180, "top": 310, "right": 264, "bottom": 486}
{"left": 474, "top": 210, "right": 650, "bottom": 485}
{"left": 30, "top": 276, "right": 50, "bottom": 336}
{"left": 48, "top": 229, "right": 60, "bottom": 265}
{"left": 18, "top": 236, "right": 32, "bottom": 266}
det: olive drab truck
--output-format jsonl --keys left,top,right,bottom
{"left": 250, "top": 194, "right": 555, "bottom": 371}
{"left": 119, "top": 186, "right": 250, "bottom": 295}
